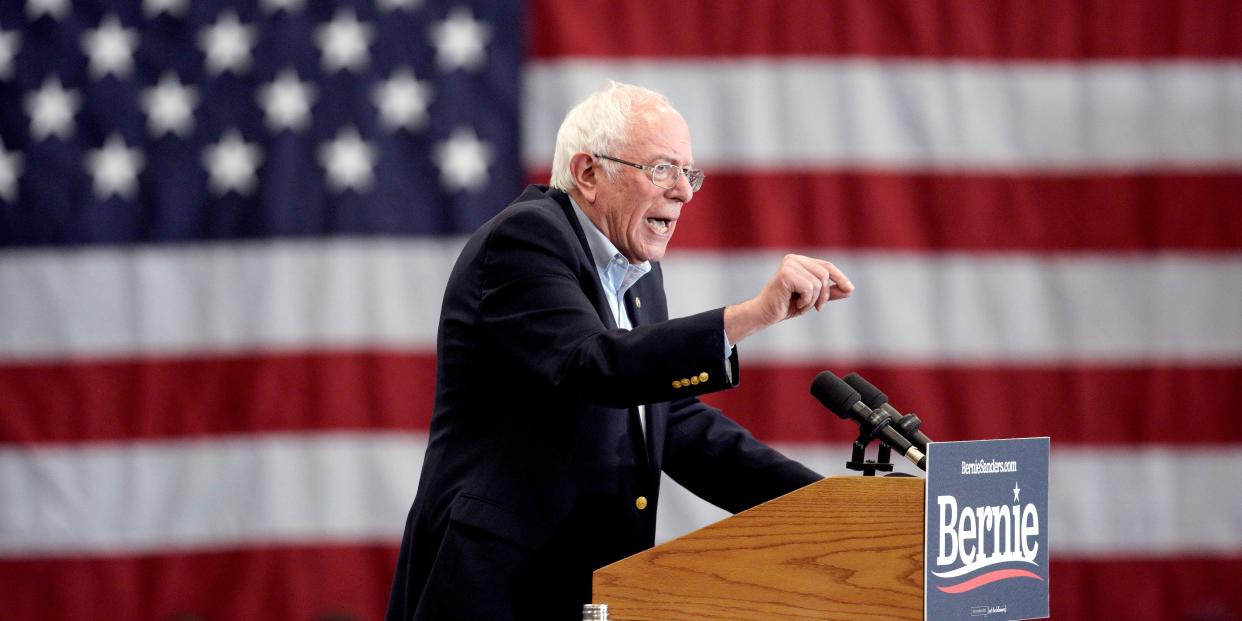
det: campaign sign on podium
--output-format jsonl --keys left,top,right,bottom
{"left": 925, "top": 438, "right": 1049, "bottom": 621}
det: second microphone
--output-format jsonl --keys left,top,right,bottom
{"left": 810, "top": 371, "right": 927, "bottom": 471}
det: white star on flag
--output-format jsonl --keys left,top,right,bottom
{"left": 318, "top": 126, "right": 377, "bottom": 193}
{"left": 373, "top": 68, "right": 433, "bottom": 132}
{"left": 202, "top": 130, "right": 263, "bottom": 196}
{"left": 315, "top": 9, "right": 373, "bottom": 74}
{"left": 26, "top": 0, "right": 69, "bottom": 21}
{"left": 257, "top": 69, "right": 317, "bottom": 132}
{"left": 143, "top": 0, "right": 188, "bottom": 18}
{"left": 429, "top": 6, "right": 491, "bottom": 73}
{"left": 433, "top": 126, "right": 492, "bottom": 192}
{"left": 86, "top": 134, "right": 145, "bottom": 200}
{"left": 81, "top": 14, "right": 138, "bottom": 80}
{"left": 377, "top": 0, "right": 421, "bottom": 12}
{"left": 198, "top": 10, "right": 255, "bottom": 76}
{"left": 25, "top": 76, "right": 80, "bottom": 140}
{"left": 142, "top": 72, "right": 198, "bottom": 138}
{"left": 0, "top": 29, "right": 19, "bottom": 80}
{"left": 0, "top": 139, "right": 21, "bottom": 203}
{"left": 261, "top": 0, "right": 305, "bottom": 14}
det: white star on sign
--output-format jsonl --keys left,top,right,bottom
{"left": 318, "top": 126, "right": 376, "bottom": 193}
{"left": 202, "top": 129, "right": 263, "bottom": 196}
{"left": 0, "top": 139, "right": 22, "bottom": 203}
{"left": 143, "top": 0, "right": 188, "bottom": 18}
{"left": 429, "top": 6, "right": 491, "bottom": 73}
{"left": 261, "top": 0, "right": 304, "bottom": 14}
{"left": 87, "top": 134, "right": 145, "bottom": 200}
{"left": 199, "top": 10, "right": 255, "bottom": 75}
{"left": 26, "top": 0, "right": 70, "bottom": 21}
{"left": 373, "top": 68, "right": 432, "bottom": 132}
{"left": 315, "top": 9, "right": 373, "bottom": 73}
{"left": 433, "top": 126, "right": 492, "bottom": 192}
{"left": 142, "top": 72, "right": 198, "bottom": 138}
{"left": 257, "top": 69, "right": 317, "bottom": 132}
{"left": 25, "top": 76, "right": 80, "bottom": 140}
{"left": 0, "top": 30, "right": 19, "bottom": 80}
{"left": 1013, "top": 482, "right": 1021, "bottom": 502}
{"left": 377, "top": 0, "right": 421, "bottom": 12}
{"left": 81, "top": 14, "right": 138, "bottom": 80}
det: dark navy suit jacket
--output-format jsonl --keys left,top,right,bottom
{"left": 385, "top": 186, "right": 820, "bottom": 620}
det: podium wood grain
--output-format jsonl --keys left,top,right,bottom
{"left": 593, "top": 476, "right": 925, "bottom": 620}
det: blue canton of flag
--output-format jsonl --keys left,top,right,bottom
{"left": 0, "top": 0, "right": 523, "bottom": 246}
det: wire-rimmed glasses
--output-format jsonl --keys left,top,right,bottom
{"left": 595, "top": 154, "right": 705, "bottom": 192}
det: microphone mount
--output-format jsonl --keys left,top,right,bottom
{"left": 845, "top": 409, "right": 895, "bottom": 476}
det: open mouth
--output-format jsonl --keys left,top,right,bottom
{"left": 646, "top": 217, "right": 672, "bottom": 234}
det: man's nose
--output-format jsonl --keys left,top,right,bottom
{"left": 668, "top": 170, "right": 694, "bottom": 203}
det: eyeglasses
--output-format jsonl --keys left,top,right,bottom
{"left": 595, "top": 154, "right": 705, "bottom": 192}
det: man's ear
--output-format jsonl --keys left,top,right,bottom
{"left": 569, "top": 152, "right": 599, "bottom": 204}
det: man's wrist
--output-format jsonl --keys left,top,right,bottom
{"left": 723, "top": 300, "right": 765, "bottom": 345}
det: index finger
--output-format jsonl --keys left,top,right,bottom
{"left": 804, "top": 258, "right": 853, "bottom": 294}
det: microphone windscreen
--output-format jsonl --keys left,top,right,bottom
{"left": 843, "top": 372, "right": 888, "bottom": 409}
{"left": 810, "top": 371, "right": 860, "bottom": 419}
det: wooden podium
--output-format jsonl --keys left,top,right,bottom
{"left": 592, "top": 476, "right": 926, "bottom": 620}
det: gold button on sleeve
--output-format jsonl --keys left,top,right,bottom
{"left": 680, "top": 378, "right": 690, "bottom": 387}
{"left": 672, "top": 380, "right": 682, "bottom": 389}
{"left": 699, "top": 372, "right": 710, "bottom": 383}
{"left": 635, "top": 496, "right": 648, "bottom": 510}
{"left": 689, "top": 376, "right": 700, "bottom": 385}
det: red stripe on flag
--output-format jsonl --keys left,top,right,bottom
{"left": 0, "top": 544, "right": 399, "bottom": 621}
{"left": 680, "top": 171, "right": 1242, "bottom": 252}
{"left": 704, "top": 363, "right": 1242, "bottom": 445}
{"left": 4, "top": 354, "right": 1240, "bottom": 445}
{"left": 0, "top": 352, "right": 435, "bottom": 444}
{"left": 523, "top": 170, "right": 1242, "bottom": 252}
{"left": 1, "top": 549, "right": 1236, "bottom": 621}
{"left": 528, "top": 0, "right": 1242, "bottom": 60}
{"left": 1051, "top": 557, "right": 1242, "bottom": 620}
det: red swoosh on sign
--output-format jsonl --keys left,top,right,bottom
{"left": 937, "top": 569, "right": 1045, "bottom": 594}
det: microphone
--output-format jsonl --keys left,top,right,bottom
{"left": 811, "top": 371, "right": 927, "bottom": 470}
{"left": 843, "top": 372, "right": 932, "bottom": 452}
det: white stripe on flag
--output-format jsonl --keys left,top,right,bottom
{"left": 1046, "top": 445, "right": 1242, "bottom": 557}
{"left": 0, "top": 238, "right": 464, "bottom": 360}
{"left": 524, "top": 60, "right": 1242, "bottom": 169}
{"left": 3, "top": 435, "right": 1240, "bottom": 557}
{"left": 0, "top": 432, "right": 422, "bottom": 557}
{"left": 662, "top": 250, "right": 1242, "bottom": 363}
{"left": 3, "top": 241, "right": 1240, "bottom": 362}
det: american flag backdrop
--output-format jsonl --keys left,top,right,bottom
{"left": 2, "top": 0, "right": 1241, "bottom": 619}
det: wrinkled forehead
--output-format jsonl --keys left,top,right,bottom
{"left": 625, "top": 106, "right": 693, "bottom": 165}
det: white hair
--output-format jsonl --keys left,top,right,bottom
{"left": 549, "top": 81, "right": 679, "bottom": 192}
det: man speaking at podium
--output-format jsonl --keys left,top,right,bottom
{"left": 386, "top": 82, "right": 854, "bottom": 620}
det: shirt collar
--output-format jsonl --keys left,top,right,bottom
{"left": 569, "top": 195, "right": 651, "bottom": 294}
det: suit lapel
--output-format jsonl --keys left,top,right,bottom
{"left": 625, "top": 280, "right": 665, "bottom": 473}
{"left": 551, "top": 189, "right": 619, "bottom": 330}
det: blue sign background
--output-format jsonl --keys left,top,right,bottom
{"left": 925, "top": 438, "right": 1050, "bottom": 621}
